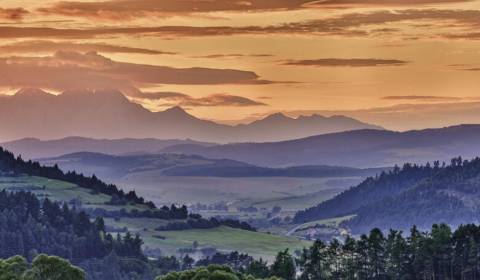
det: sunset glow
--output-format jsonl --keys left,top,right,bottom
{"left": 2, "top": 0, "right": 480, "bottom": 129}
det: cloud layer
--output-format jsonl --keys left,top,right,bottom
{"left": 37, "top": 0, "right": 471, "bottom": 21}
{"left": 4, "top": 8, "right": 480, "bottom": 41}
{"left": 283, "top": 58, "right": 408, "bottom": 67}
{"left": 382, "top": 95, "right": 462, "bottom": 101}
{"left": 38, "top": 0, "right": 317, "bottom": 20}
{"left": 136, "top": 91, "right": 267, "bottom": 107}
{"left": 0, "top": 40, "right": 175, "bottom": 55}
{"left": 0, "top": 51, "right": 270, "bottom": 95}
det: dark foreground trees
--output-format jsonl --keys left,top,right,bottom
{"left": 156, "top": 223, "right": 480, "bottom": 280}
{"left": 296, "top": 223, "right": 480, "bottom": 280}
{"left": 155, "top": 265, "right": 281, "bottom": 280}
{"left": 0, "top": 254, "right": 85, "bottom": 280}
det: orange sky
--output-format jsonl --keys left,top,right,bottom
{"left": 1, "top": 0, "right": 480, "bottom": 129}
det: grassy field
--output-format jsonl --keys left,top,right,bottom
{"left": 0, "top": 175, "right": 110, "bottom": 204}
{"left": 115, "top": 174, "right": 362, "bottom": 211}
{"left": 103, "top": 217, "right": 310, "bottom": 260}
{"left": 0, "top": 175, "right": 151, "bottom": 212}
{"left": 143, "top": 226, "right": 310, "bottom": 261}
{"left": 0, "top": 175, "right": 310, "bottom": 260}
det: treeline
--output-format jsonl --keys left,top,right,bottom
{"left": 0, "top": 190, "right": 144, "bottom": 262}
{"left": 157, "top": 223, "right": 480, "bottom": 280}
{"left": 155, "top": 216, "right": 256, "bottom": 232}
{"left": 86, "top": 205, "right": 189, "bottom": 220}
{"left": 293, "top": 223, "right": 480, "bottom": 280}
{"left": 0, "top": 147, "right": 153, "bottom": 207}
{"left": 156, "top": 265, "right": 280, "bottom": 280}
{"left": 0, "top": 254, "right": 85, "bottom": 280}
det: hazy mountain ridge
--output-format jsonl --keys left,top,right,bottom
{"left": 165, "top": 124, "right": 480, "bottom": 167}
{"left": 38, "top": 151, "right": 386, "bottom": 180}
{"left": 1, "top": 136, "right": 215, "bottom": 159}
{"left": 0, "top": 88, "right": 382, "bottom": 143}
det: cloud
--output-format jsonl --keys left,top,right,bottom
{"left": 38, "top": 0, "right": 315, "bottom": 20}
{"left": 382, "top": 95, "right": 462, "bottom": 101}
{"left": 191, "top": 53, "right": 273, "bottom": 59}
{"left": 283, "top": 58, "right": 409, "bottom": 67}
{"left": 0, "top": 40, "right": 176, "bottom": 55}
{"left": 134, "top": 91, "right": 267, "bottom": 107}
{"left": 37, "top": 0, "right": 472, "bottom": 21}
{"left": 0, "top": 51, "right": 272, "bottom": 94}
{"left": 309, "top": 0, "right": 470, "bottom": 8}
{"left": 4, "top": 9, "right": 480, "bottom": 41}
{"left": 0, "top": 8, "right": 29, "bottom": 21}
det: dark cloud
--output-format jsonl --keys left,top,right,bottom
{"left": 135, "top": 91, "right": 267, "bottom": 107}
{"left": 382, "top": 95, "right": 462, "bottom": 101}
{"left": 283, "top": 58, "right": 409, "bottom": 67}
{"left": 0, "top": 51, "right": 272, "bottom": 94}
{"left": 0, "top": 8, "right": 29, "bottom": 21}
{"left": 0, "top": 40, "right": 176, "bottom": 55}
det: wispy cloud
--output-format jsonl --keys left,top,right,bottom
{"left": 283, "top": 58, "right": 409, "bottom": 67}
{"left": 38, "top": 0, "right": 314, "bottom": 20}
{"left": 37, "top": 0, "right": 471, "bottom": 21}
{"left": 382, "top": 95, "right": 462, "bottom": 101}
{"left": 5, "top": 9, "right": 480, "bottom": 41}
{"left": 135, "top": 91, "right": 267, "bottom": 107}
{"left": 0, "top": 8, "right": 29, "bottom": 21}
{"left": 0, "top": 40, "right": 176, "bottom": 55}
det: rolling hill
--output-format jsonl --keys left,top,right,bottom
{"left": 38, "top": 152, "right": 386, "bottom": 180}
{"left": 294, "top": 157, "right": 480, "bottom": 234}
{"left": 164, "top": 124, "right": 480, "bottom": 167}
{"left": 2, "top": 137, "right": 214, "bottom": 159}
{"left": 0, "top": 146, "right": 309, "bottom": 260}
{"left": 0, "top": 88, "right": 382, "bottom": 143}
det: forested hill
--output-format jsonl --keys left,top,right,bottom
{"left": 0, "top": 147, "right": 154, "bottom": 208}
{"left": 295, "top": 157, "right": 480, "bottom": 233}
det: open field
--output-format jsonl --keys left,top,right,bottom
{"left": 0, "top": 175, "right": 310, "bottom": 260}
{"left": 0, "top": 175, "right": 151, "bottom": 212}
{"left": 142, "top": 226, "right": 310, "bottom": 261}
{"left": 115, "top": 174, "right": 362, "bottom": 211}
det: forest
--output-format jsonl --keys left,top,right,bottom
{"left": 295, "top": 157, "right": 480, "bottom": 233}
{"left": 156, "top": 223, "right": 480, "bottom": 280}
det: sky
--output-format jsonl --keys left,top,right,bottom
{"left": 1, "top": 0, "right": 480, "bottom": 130}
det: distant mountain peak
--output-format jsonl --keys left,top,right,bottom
{"left": 262, "top": 112, "right": 292, "bottom": 121}
{"left": 161, "top": 106, "right": 192, "bottom": 117}
{"left": 14, "top": 88, "right": 52, "bottom": 97}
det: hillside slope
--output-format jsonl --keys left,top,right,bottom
{"left": 0, "top": 146, "right": 308, "bottom": 260}
{"left": 295, "top": 157, "right": 480, "bottom": 233}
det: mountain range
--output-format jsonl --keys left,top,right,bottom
{"left": 0, "top": 88, "right": 382, "bottom": 143}
{"left": 164, "top": 124, "right": 480, "bottom": 167}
